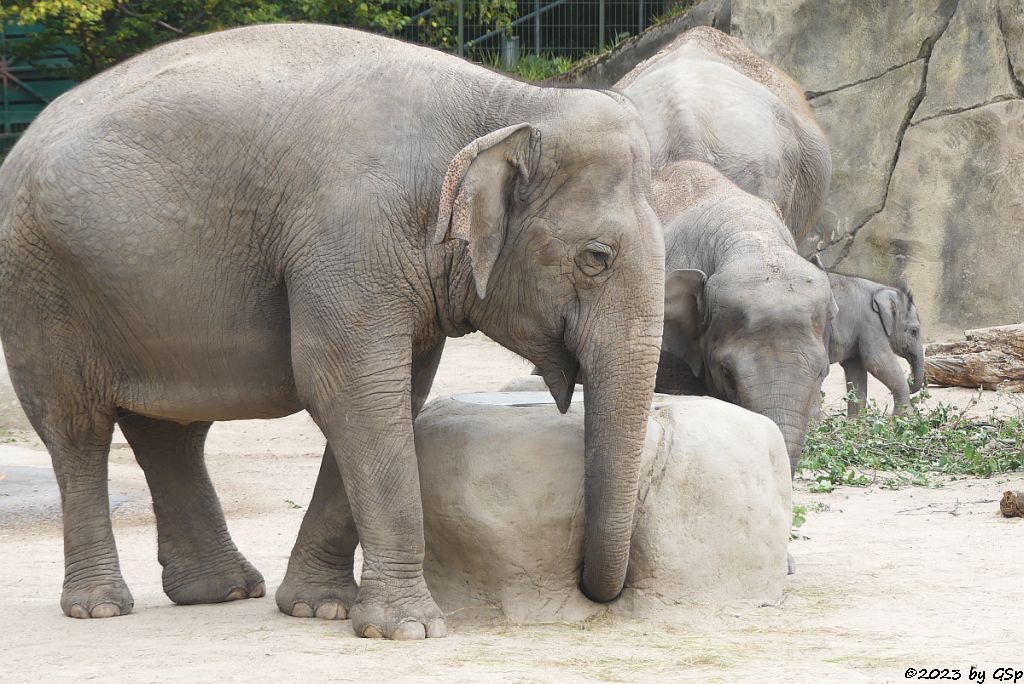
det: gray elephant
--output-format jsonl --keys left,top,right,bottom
{"left": 817, "top": 264, "right": 925, "bottom": 417}
{"left": 0, "top": 25, "right": 665, "bottom": 639}
{"left": 617, "top": 27, "right": 831, "bottom": 244}
{"left": 652, "top": 160, "right": 833, "bottom": 476}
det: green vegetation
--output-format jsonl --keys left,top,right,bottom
{"left": 798, "top": 390, "right": 1024, "bottom": 491}
{"left": 790, "top": 504, "right": 806, "bottom": 540}
{"left": 482, "top": 51, "right": 574, "bottom": 80}
{"left": 1, "top": 0, "right": 517, "bottom": 79}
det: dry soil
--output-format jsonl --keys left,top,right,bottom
{"left": 1, "top": 333, "right": 1021, "bottom": 682}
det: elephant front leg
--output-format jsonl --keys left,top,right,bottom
{"left": 276, "top": 446, "right": 360, "bottom": 620}
{"left": 278, "top": 342, "right": 446, "bottom": 622}
{"left": 310, "top": 394, "right": 446, "bottom": 640}
{"left": 866, "top": 354, "right": 912, "bottom": 416}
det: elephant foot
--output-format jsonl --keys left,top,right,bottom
{"left": 351, "top": 575, "right": 447, "bottom": 640}
{"left": 61, "top": 578, "right": 135, "bottom": 618}
{"left": 162, "top": 553, "right": 265, "bottom": 605}
{"left": 275, "top": 573, "right": 358, "bottom": 620}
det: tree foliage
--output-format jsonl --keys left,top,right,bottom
{"left": 1, "top": 0, "right": 517, "bottom": 79}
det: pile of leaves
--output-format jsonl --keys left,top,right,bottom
{"left": 798, "top": 391, "right": 1024, "bottom": 491}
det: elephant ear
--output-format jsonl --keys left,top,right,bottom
{"left": 809, "top": 254, "right": 840, "bottom": 324}
{"left": 871, "top": 289, "right": 900, "bottom": 338}
{"left": 663, "top": 269, "right": 708, "bottom": 377}
{"left": 433, "top": 123, "right": 539, "bottom": 299}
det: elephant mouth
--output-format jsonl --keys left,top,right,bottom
{"left": 540, "top": 358, "right": 580, "bottom": 413}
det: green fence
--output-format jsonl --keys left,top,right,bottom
{"left": 1, "top": 23, "right": 76, "bottom": 159}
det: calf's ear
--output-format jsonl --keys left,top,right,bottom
{"left": 871, "top": 289, "right": 899, "bottom": 337}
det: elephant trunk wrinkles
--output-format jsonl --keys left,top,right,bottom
{"left": 743, "top": 387, "right": 812, "bottom": 477}
{"left": 576, "top": 327, "right": 661, "bottom": 603}
{"left": 909, "top": 348, "right": 925, "bottom": 394}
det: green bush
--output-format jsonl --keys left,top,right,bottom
{"left": 799, "top": 390, "right": 1024, "bottom": 490}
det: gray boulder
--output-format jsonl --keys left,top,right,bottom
{"left": 415, "top": 390, "right": 791, "bottom": 623}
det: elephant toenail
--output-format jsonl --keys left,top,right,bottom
{"left": 68, "top": 604, "right": 90, "bottom": 619}
{"left": 225, "top": 588, "right": 247, "bottom": 601}
{"left": 362, "top": 624, "right": 384, "bottom": 638}
{"left": 290, "top": 601, "right": 314, "bottom": 618}
{"left": 315, "top": 602, "right": 345, "bottom": 620}
{"left": 392, "top": 621, "right": 426, "bottom": 641}
{"left": 249, "top": 582, "right": 266, "bottom": 598}
{"left": 90, "top": 603, "right": 121, "bottom": 618}
{"left": 426, "top": 618, "right": 448, "bottom": 638}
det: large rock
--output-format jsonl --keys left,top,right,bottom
{"left": 729, "top": 0, "right": 1024, "bottom": 334}
{"left": 845, "top": 100, "right": 1024, "bottom": 332}
{"left": 415, "top": 390, "right": 791, "bottom": 623}
{"left": 913, "top": 0, "right": 1019, "bottom": 122}
{"left": 731, "top": 0, "right": 957, "bottom": 94}
{"left": 807, "top": 60, "right": 925, "bottom": 258}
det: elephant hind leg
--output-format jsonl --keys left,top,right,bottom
{"left": 841, "top": 359, "right": 868, "bottom": 418}
{"left": 14, "top": 385, "right": 131, "bottom": 617}
{"left": 117, "top": 412, "right": 264, "bottom": 605}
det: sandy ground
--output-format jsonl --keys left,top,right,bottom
{"left": 1, "top": 333, "right": 1022, "bottom": 682}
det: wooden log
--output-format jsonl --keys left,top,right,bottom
{"left": 924, "top": 324, "right": 1024, "bottom": 391}
{"left": 1000, "top": 491, "right": 1023, "bottom": 518}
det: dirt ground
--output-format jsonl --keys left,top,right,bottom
{"left": 1, "top": 333, "right": 1022, "bottom": 682}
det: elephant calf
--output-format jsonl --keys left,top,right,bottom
{"left": 617, "top": 26, "right": 831, "bottom": 244}
{"left": 818, "top": 265, "right": 925, "bottom": 417}
{"left": 652, "top": 160, "right": 834, "bottom": 477}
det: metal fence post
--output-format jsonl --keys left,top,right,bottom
{"left": 534, "top": 0, "right": 541, "bottom": 56}
{"left": 457, "top": 0, "right": 465, "bottom": 57}
{"left": 639, "top": 0, "right": 645, "bottom": 33}
{"left": 598, "top": 0, "right": 606, "bottom": 49}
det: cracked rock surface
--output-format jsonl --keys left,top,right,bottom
{"left": 732, "top": 0, "right": 1024, "bottom": 333}
{"left": 415, "top": 389, "right": 791, "bottom": 624}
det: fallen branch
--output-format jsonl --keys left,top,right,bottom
{"left": 1000, "top": 491, "right": 1023, "bottom": 518}
{"left": 925, "top": 324, "right": 1024, "bottom": 391}
{"left": 896, "top": 499, "right": 997, "bottom": 515}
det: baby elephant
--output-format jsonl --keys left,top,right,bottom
{"left": 818, "top": 261, "right": 925, "bottom": 417}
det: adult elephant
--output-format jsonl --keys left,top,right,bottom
{"left": 618, "top": 27, "right": 831, "bottom": 243}
{"left": 0, "top": 25, "right": 665, "bottom": 639}
{"left": 653, "top": 160, "right": 834, "bottom": 476}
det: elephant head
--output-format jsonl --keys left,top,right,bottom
{"left": 872, "top": 288, "right": 924, "bottom": 394}
{"left": 662, "top": 255, "right": 833, "bottom": 476}
{"left": 433, "top": 95, "right": 665, "bottom": 603}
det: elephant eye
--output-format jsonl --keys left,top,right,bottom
{"left": 577, "top": 241, "right": 615, "bottom": 277}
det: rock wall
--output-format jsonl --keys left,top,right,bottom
{"left": 563, "top": 0, "right": 1024, "bottom": 335}
{"left": 732, "top": 0, "right": 1024, "bottom": 335}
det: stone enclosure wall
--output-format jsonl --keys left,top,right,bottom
{"left": 734, "top": 0, "right": 1024, "bottom": 336}
{"left": 560, "top": 0, "right": 1024, "bottom": 336}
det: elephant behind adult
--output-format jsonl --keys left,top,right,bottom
{"left": 652, "top": 160, "right": 833, "bottom": 476}
{"left": 820, "top": 267, "right": 925, "bottom": 417}
{"left": 618, "top": 27, "right": 831, "bottom": 243}
{"left": 0, "top": 25, "right": 665, "bottom": 639}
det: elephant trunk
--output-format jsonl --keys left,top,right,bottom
{"left": 742, "top": 383, "right": 813, "bottom": 477}
{"left": 575, "top": 326, "right": 661, "bottom": 603}
{"left": 908, "top": 348, "right": 925, "bottom": 394}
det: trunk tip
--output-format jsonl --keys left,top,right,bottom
{"left": 579, "top": 568, "right": 625, "bottom": 604}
